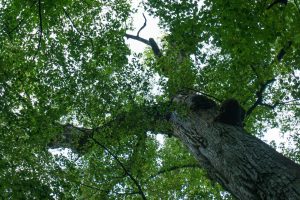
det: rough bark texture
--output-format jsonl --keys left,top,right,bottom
{"left": 170, "top": 94, "right": 300, "bottom": 200}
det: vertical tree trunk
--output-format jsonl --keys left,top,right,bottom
{"left": 170, "top": 94, "right": 300, "bottom": 200}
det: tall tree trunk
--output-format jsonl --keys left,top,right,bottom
{"left": 169, "top": 94, "right": 300, "bottom": 200}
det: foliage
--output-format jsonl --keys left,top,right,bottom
{"left": 0, "top": 0, "right": 300, "bottom": 199}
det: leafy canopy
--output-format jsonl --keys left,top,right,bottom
{"left": 0, "top": 0, "right": 300, "bottom": 199}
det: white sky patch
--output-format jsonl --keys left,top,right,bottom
{"left": 156, "top": 134, "right": 165, "bottom": 148}
{"left": 126, "top": 1, "right": 163, "bottom": 53}
{"left": 262, "top": 128, "right": 283, "bottom": 144}
{"left": 262, "top": 128, "right": 296, "bottom": 151}
{"left": 49, "top": 148, "right": 72, "bottom": 157}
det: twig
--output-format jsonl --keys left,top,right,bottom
{"left": 137, "top": 14, "right": 147, "bottom": 37}
{"left": 6, "top": 17, "right": 26, "bottom": 36}
{"left": 146, "top": 164, "right": 199, "bottom": 181}
{"left": 281, "top": 99, "right": 300, "bottom": 104}
{"left": 91, "top": 137, "right": 147, "bottom": 200}
{"left": 258, "top": 99, "right": 300, "bottom": 109}
{"left": 294, "top": 0, "right": 300, "bottom": 13}
{"left": 175, "top": 88, "right": 221, "bottom": 103}
{"left": 260, "top": 102, "right": 278, "bottom": 109}
{"left": 250, "top": 65, "right": 259, "bottom": 79}
{"left": 62, "top": 7, "right": 94, "bottom": 51}
{"left": 2, "top": 2, "right": 37, "bottom": 35}
{"left": 63, "top": 8, "right": 83, "bottom": 35}
{"left": 81, "top": 183, "right": 104, "bottom": 191}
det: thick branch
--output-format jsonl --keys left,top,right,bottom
{"left": 276, "top": 41, "right": 292, "bottom": 62}
{"left": 125, "top": 34, "right": 161, "bottom": 57}
{"left": 125, "top": 33, "right": 150, "bottom": 45}
{"left": 148, "top": 38, "right": 162, "bottom": 57}
{"left": 48, "top": 103, "right": 166, "bottom": 151}
{"left": 175, "top": 88, "right": 221, "bottom": 103}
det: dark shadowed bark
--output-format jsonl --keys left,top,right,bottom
{"left": 169, "top": 94, "right": 300, "bottom": 200}
{"left": 47, "top": 124, "right": 93, "bottom": 154}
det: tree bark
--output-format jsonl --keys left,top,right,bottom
{"left": 47, "top": 124, "right": 93, "bottom": 154}
{"left": 169, "top": 94, "right": 300, "bottom": 200}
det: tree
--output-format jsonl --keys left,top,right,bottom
{"left": 0, "top": 0, "right": 300, "bottom": 199}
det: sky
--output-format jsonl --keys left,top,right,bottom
{"left": 125, "top": 1, "right": 163, "bottom": 53}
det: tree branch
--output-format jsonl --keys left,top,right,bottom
{"left": 294, "top": 0, "right": 300, "bottom": 13}
{"left": 31, "top": 0, "right": 43, "bottom": 62}
{"left": 267, "top": 0, "right": 288, "bottom": 9}
{"left": 62, "top": 7, "right": 94, "bottom": 51}
{"left": 250, "top": 65, "right": 259, "bottom": 79}
{"left": 91, "top": 137, "right": 147, "bottom": 200}
{"left": 63, "top": 8, "right": 82, "bottom": 35}
{"left": 149, "top": 38, "right": 161, "bottom": 57}
{"left": 37, "top": 0, "right": 43, "bottom": 50}
{"left": 246, "top": 78, "right": 275, "bottom": 116}
{"left": 276, "top": 41, "right": 292, "bottom": 62}
{"left": 260, "top": 102, "right": 277, "bottom": 109}
{"left": 48, "top": 103, "right": 166, "bottom": 152}
{"left": 247, "top": 39, "right": 292, "bottom": 117}
{"left": 2, "top": 2, "right": 37, "bottom": 36}
{"left": 47, "top": 123, "right": 94, "bottom": 154}
{"left": 124, "top": 34, "right": 161, "bottom": 57}
{"left": 175, "top": 88, "right": 221, "bottom": 103}
{"left": 137, "top": 14, "right": 147, "bottom": 37}
{"left": 281, "top": 99, "right": 300, "bottom": 105}
{"left": 146, "top": 164, "right": 200, "bottom": 181}
{"left": 125, "top": 33, "right": 150, "bottom": 45}
{"left": 261, "top": 99, "right": 300, "bottom": 108}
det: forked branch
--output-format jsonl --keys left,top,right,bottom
{"left": 125, "top": 14, "right": 161, "bottom": 57}
{"left": 246, "top": 78, "right": 275, "bottom": 116}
